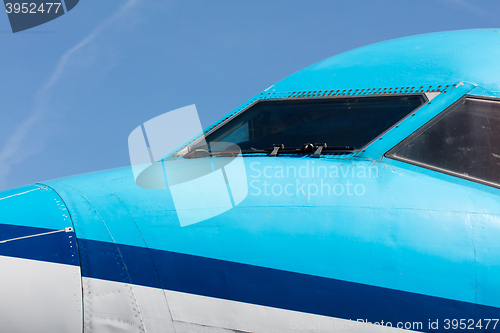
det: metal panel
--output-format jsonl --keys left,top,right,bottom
{"left": 0, "top": 255, "right": 82, "bottom": 333}
{"left": 0, "top": 185, "right": 82, "bottom": 332}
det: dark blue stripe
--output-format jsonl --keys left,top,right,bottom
{"left": 78, "top": 238, "right": 162, "bottom": 288}
{"left": 78, "top": 238, "right": 500, "bottom": 332}
{"left": 0, "top": 224, "right": 79, "bottom": 266}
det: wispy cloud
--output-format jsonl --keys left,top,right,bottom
{"left": 0, "top": 0, "right": 142, "bottom": 189}
{"left": 440, "top": 0, "right": 490, "bottom": 17}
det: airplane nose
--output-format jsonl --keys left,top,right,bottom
{"left": 0, "top": 185, "right": 82, "bottom": 333}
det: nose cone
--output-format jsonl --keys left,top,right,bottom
{"left": 0, "top": 185, "right": 82, "bottom": 333}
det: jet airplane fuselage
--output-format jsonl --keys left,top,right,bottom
{"left": 1, "top": 29, "right": 500, "bottom": 333}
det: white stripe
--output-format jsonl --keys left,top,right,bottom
{"left": 0, "top": 186, "right": 46, "bottom": 202}
{"left": 164, "top": 290, "right": 421, "bottom": 333}
{"left": 78, "top": 279, "right": 422, "bottom": 333}
{"left": 81, "top": 277, "right": 175, "bottom": 333}
{"left": 0, "top": 256, "right": 82, "bottom": 333}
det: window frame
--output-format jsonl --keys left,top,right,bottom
{"left": 385, "top": 95, "right": 500, "bottom": 189}
{"left": 198, "top": 93, "right": 429, "bottom": 154}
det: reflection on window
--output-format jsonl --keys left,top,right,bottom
{"left": 388, "top": 97, "right": 500, "bottom": 187}
{"left": 205, "top": 96, "right": 425, "bottom": 152}
{"left": 221, "top": 122, "right": 249, "bottom": 144}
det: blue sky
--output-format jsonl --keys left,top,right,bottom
{"left": 1, "top": 0, "right": 499, "bottom": 190}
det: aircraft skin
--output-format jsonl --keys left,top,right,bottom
{"left": 1, "top": 29, "right": 500, "bottom": 332}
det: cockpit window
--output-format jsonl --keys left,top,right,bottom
{"left": 387, "top": 97, "right": 500, "bottom": 187}
{"left": 204, "top": 95, "right": 425, "bottom": 152}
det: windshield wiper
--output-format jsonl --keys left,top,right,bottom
{"left": 299, "top": 143, "right": 355, "bottom": 157}
{"left": 294, "top": 143, "right": 356, "bottom": 156}
{"left": 313, "top": 143, "right": 326, "bottom": 158}
{"left": 184, "top": 143, "right": 356, "bottom": 158}
{"left": 239, "top": 144, "right": 356, "bottom": 155}
{"left": 270, "top": 144, "right": 284, "bottom": 157}
{"left": 241, "top": 143, "right": 356, "bottom": 156}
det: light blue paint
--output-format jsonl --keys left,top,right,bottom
{"left": 273, "top": 29, "right": 500, "bottom": 92}
{"left": 0, "top": 185, "right": 72, "bottom": 231}
{"left": 3, "top": 30, "right": 500, "bottom": 313}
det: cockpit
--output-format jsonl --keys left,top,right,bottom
{"left": 204, "top": 95, "right": 425, "bottom": 155}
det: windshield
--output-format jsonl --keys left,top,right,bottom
{"left": 204, "top": 95, "right": 426, "bottom": 152}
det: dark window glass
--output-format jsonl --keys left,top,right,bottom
{"left": 388, "top": 98, "right": 500, "bottom": 187}
{"left": 204, "top": 96, "right": 425, "bottom": 152}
